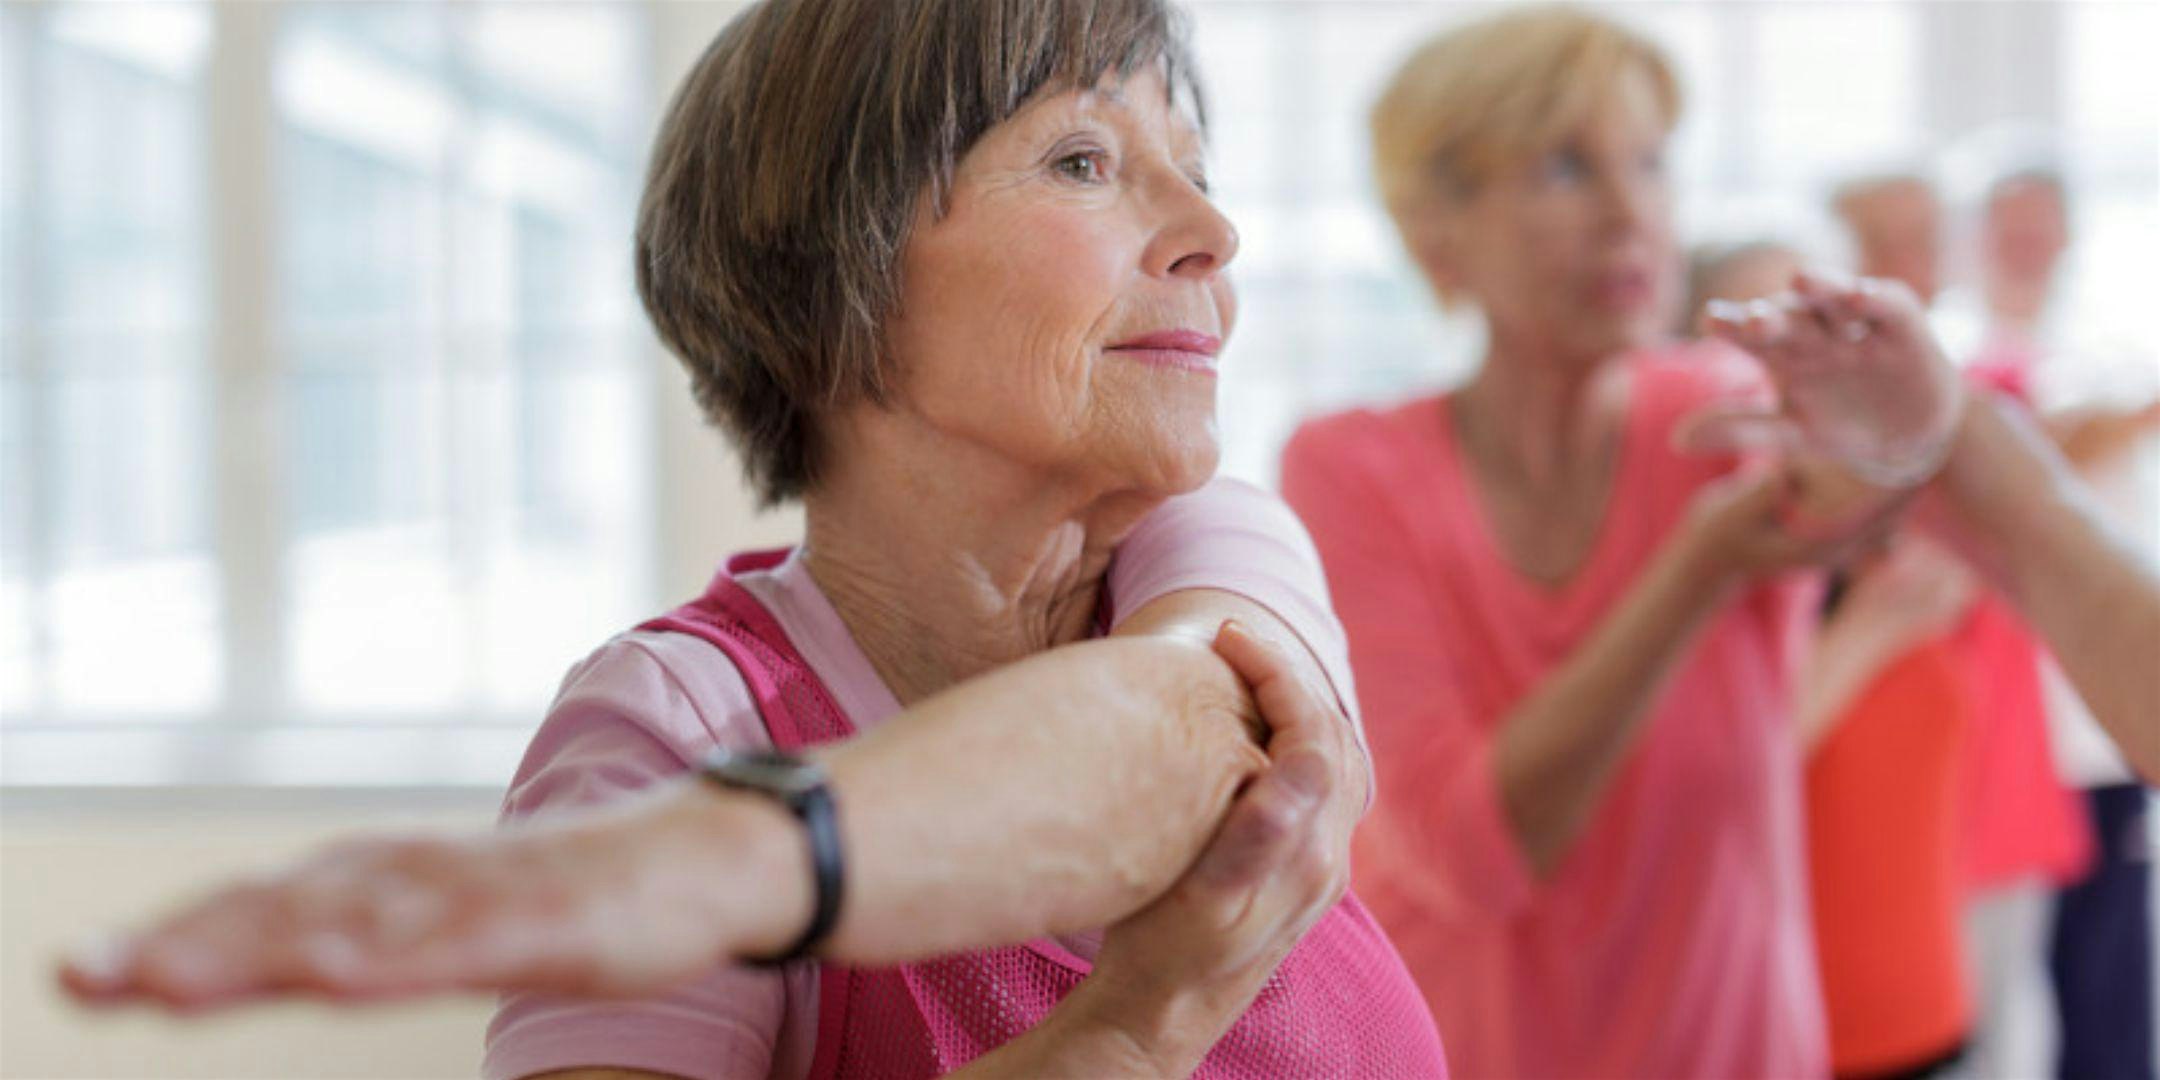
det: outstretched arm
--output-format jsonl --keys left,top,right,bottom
{"left": 60, "top": 542, "right": 1363, "bottom": 1010}
{"left": 1926, "top": 394, "right": 2160, "bottom": 773}
{"left": 523, "top": 625, "right": 1352, "bottom": 1080}
{"left": 1704, "top": 271, "right": 2160, "bottom": 777}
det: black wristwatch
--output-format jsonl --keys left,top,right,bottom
{"left": 699, "top": 748, "right": 844, "bottom": 967}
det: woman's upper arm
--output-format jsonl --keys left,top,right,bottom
{"left": 1109, "top": 477, "right": 1371, "bottom": 800}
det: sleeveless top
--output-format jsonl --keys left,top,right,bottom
{"left": 638, "top": 548, "right": 1451, "bottom": 1079}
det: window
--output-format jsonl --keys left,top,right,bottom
{"left": 2, "top": 1, "right": 653, "bottom": 784}
{"left": 2, "top": 2, "right": 219, "bottom": 722}
{"left": 272, "top": 5, "right": 650, "bottom": 718}
{"left": 6, "top": 1, "right": 2153, "bottom": 785}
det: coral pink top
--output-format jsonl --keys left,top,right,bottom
{"left": 482, "top": 478, "right": 1423, "bottom": 1080}
{"left": 1281, "top": 347, "right": 1828, "bottom": 1079}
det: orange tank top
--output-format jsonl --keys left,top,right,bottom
{"left": 1806, "top": 640, "right": 1974, "bottom": 1075}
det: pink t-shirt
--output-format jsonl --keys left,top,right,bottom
{"left": 481, "top": 477, "right": 1366, "bottom": 1080}
{"left": 1280, "top": 346, "right": 1828, "bottom": 1079}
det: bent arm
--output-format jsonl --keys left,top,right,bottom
{"left": 1487, "top": 529, "right": 1732, "bottom": 874}
{"left": 758, "top": 629, "right": 1272, "bottom": 964}
{"left": 1281, "top": 429, "right": 1732, "bottom": 912}
{"left": 62, "top": 569, "right": 1362, "bottom": 1009}
{"left": 1796, "top": 610, "right": 1901, "bottom": 754}
{"left": 1928, "top": 395, "right": 2160, "bottom": 777}
{"left": 695, "top": 488, "right": 1369, "bottom": 966}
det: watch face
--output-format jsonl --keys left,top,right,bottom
{"left": 707, "top": 750, "right": 826, "bottom": 798}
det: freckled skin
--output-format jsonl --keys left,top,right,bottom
{"left": 885, "top": 67, "right": 1240, "bottom": 500}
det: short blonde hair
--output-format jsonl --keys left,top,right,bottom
{"left": 1369, "top": 6, "right": 1680, "bottom": 226}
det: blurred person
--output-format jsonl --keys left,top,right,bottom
{"left": 1974, "top": 167, "right": 2160, "bottom": 468}
{"left": 1835, "top": 174, "right": 1946, "bottom": 306}
{"left": 1835, "top": 166, "right": 2096, "bottom": 1080}
{"left": 1279, "top": 11, "right": 1908, "bottom": 1076}
{"left": 54, "top": 2, "right": 1454, "bottom": 1077}
{"left": 1800, "top": 537, "right": 1984, "bottom": 1080}
{"left": 1974, "top": 164, "right": 2159, "bottom": 1080}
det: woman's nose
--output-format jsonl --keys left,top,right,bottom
{"left": 1598, "top": 169, "right": 1662, "bottom": 236}
{"left": 1148, "top": 180, "right": 1240, "bottom": 281}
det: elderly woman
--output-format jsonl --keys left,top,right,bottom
{"left": 1279, "top": 7, "right": 2157, "bottom": 1079}
{"left": 57, "top": 1, "right": 1449, "bottom": 1077}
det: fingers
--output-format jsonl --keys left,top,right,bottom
{"left": 1708, "top": 459, "right": 1788, "bottom": 511}
{"left": 1705, "top": 271, "right": 1909, "bottom": 369}
{"left": 1185, "top": 749, "right": 1329, "bottom": 894}
{"left": 1672, "top": 405, "right": 1802, "bottom": 458}
{"left": 1210, "top": 621, "right": 1332, "bottom": 756}
{"left": 1701, "top": 297, "right": 1792, "bottom": 355}
{"left": 55, "top": 838, "right": 540, "bottom": 1012}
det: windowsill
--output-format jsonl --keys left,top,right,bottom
{"left": 0, "top": 781, "right": 510, "bottom": 816}
{"left": 0, "top": 722, "right": 537, "bottom": 789}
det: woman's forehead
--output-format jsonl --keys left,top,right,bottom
{"left": 1022, "top": 70, "right": 1205, "bottom": 147}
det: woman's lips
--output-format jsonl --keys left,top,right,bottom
{"left": 1588, "top": 267, "right": 1656, "bottom": 310}
{"left": 1105, "top": 329, "right": 1222, "bottom": 375}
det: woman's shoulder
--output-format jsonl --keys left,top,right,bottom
{"left": 503, "top": 630, "right": 772, "bottom": 820}
{"left": 1287, "top": 393, "right": 1448, "bottom": 454}
{"left": 1282, "top": 392, "right": 1452, "bottom": 491}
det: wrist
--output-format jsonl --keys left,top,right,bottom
{"left": 1935, "top": 391, "right": 2053, "bottom": 537}
{"left": 1665, "top": 526, "right": 1745, "bottom": 611}
{"left": 653, "top": 778, "right": 816, "bottom": 963}
{"left": 1056, "top": 969, "right": 1209, "bottom": 1077}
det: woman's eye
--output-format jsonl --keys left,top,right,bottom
{"left": 1054, "top": 151, "right": 1106, "bottom": 183}
{"left": 1540, "top": 148, "right": 1590, "bottom": 184}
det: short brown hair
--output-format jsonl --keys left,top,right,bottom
{"left": 637, "top": 0, "right": 1204, "bottom": 506}
{"left": 1370, "top": 6, "right": 1679, "bottom": 226}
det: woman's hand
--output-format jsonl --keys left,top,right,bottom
{"left": 1099, "top": 622, "right": 1351, "bottom": 989}
{"left": 1797, "top": 536, "right": 1980, "bottom": 753}
{"left": 1834, "top": 537, "right": 1979, "bottom": 654}
{"left": 1676, "top": 456, "right": 1909, "bottom": 591}
{"left": 55, "top": 780, "right": 795, "bottom": 1010}
{"left": 959, "top": 620, "right": 1351, "bottom": 1079}
{"left": 1697, "top": 269, "right": 1967, "bottom": 488}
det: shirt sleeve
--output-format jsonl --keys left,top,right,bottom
{"left": 481, "top": 636, "right": 814, "bottom": 1080}
{"left": 1279, "top": 420, "right": 1539, "bottom": 925}
{"left": 1109, "top": 476, "right": 1373, "bottom": 792}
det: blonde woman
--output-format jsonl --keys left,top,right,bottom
{"left": 1282, "top": 7, "right": 2153, "bottom": 1077}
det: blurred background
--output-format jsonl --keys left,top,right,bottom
{"left": 1, "top": 1, "right": 2154, "bottom": 1076}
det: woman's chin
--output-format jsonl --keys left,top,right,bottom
{"left": 1093, "top": 428, "right": 1220, "bottom": 498}
{"left": 1144, "top": 434, "right": 1222, "bottom": 496}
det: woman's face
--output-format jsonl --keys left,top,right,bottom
{"left": 881, "top": 66, "right": 1238, "bottom": 497}
{"left": 1417, "top": 65, "right": 1678, "bottom": 365}
{"left": 1982, "top": 179, "right": 2067, "bottom": 289}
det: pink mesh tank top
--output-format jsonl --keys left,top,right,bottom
{"left": 639, "top": 550, "right": 1450, "bottom": 1079}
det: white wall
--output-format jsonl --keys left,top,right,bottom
{"left": 1, "top": 791, "right": 501, "bottom": 1079}
{"left": 644, "top": 0, "right": 802, "bottom": 600}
